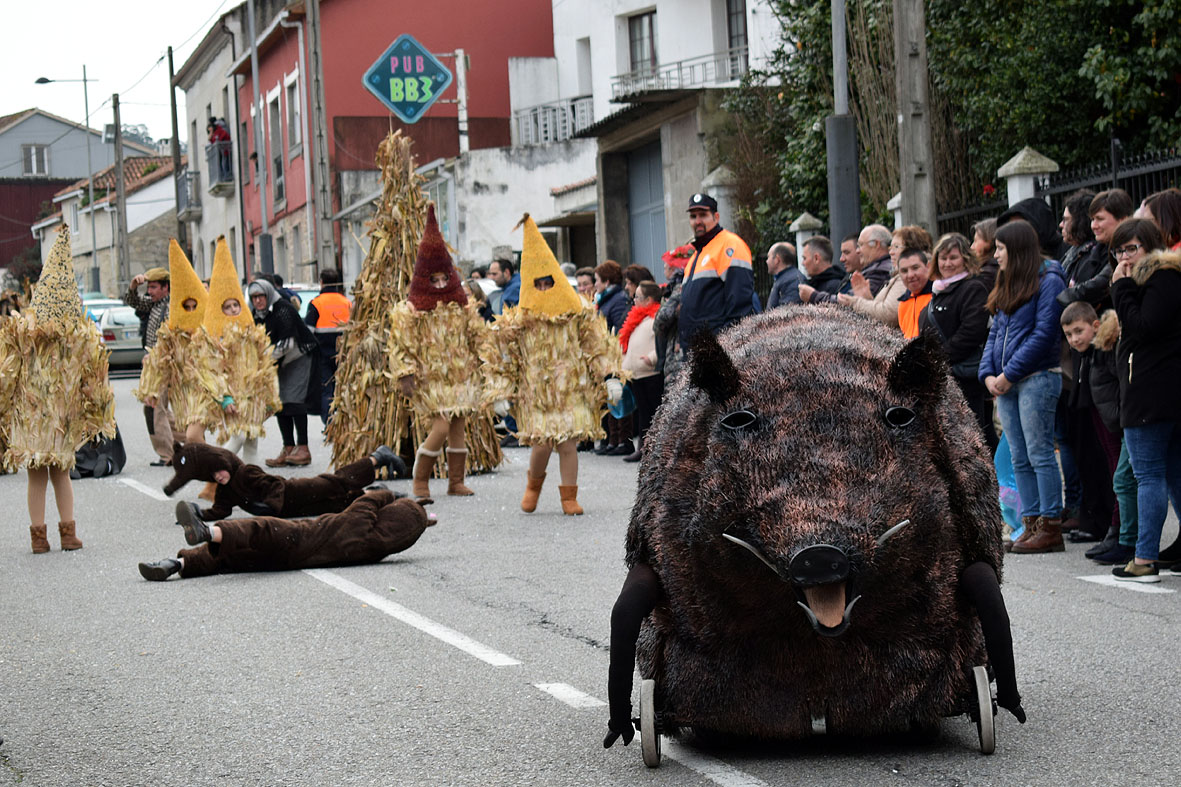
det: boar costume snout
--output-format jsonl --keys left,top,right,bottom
{"left": 605, "top": 307, "right": 1024, "bottom": 748}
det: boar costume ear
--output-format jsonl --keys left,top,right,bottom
{"left": 887, "top": 331, "right": 948, "bottom": 402}
{"left": 689, "top": 329, "right": 741, "bottom": 404}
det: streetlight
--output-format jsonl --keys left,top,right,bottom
{"left": 35, "top": 67, "right": 100, "bottom": 292}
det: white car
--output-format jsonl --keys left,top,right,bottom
{"left": 97, "top": 306, "right": 146, "bottom": 366}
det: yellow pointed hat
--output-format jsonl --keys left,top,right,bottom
{"left": 167, "top": 239, "right": 208, "bottom": 333}
{"left": 31, "top": 224, "right": 83, "bottom": 325}
{"left": 517, "top": 213, "right": 582, "bottom": 316}
{"left": 203, "top": 237, "right": 252, "bottom": 336}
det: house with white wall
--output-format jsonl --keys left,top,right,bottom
{"left": 31, "top": 157, "right": 179, "bottom": 295}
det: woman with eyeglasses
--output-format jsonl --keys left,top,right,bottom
{"left": 1106, "top": 218, "right": 1181, "bottom": 581}
{"left": 979, "top": 221, "right": 1068, "bottom": 553}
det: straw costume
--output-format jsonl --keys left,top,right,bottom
{"left": 135, "top": 241, "right": 212, "bottom": 435}
{"left": 392, "top": 204, "right": 491, "bottom": 502}
{"left": 193, "top": 238, "right": 280, "bottom": 445}
{"left": 481, "top": 214, "right": 625, "bottom": 515}
{"left": 0, "top": 226, "right": 115, "bottom": 551}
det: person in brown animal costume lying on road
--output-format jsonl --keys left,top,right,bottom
{"left": 137, "top": 488, "right": 434, "bottom": 581}
{"left": 162, "top": 441, "right": 408, "bottom": 521}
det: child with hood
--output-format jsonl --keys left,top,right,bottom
{"left": 0, "top": 226, "right": 115, "bottom": 552}
{"left": 482, "top": 214, "right": 625, "bottom": 515}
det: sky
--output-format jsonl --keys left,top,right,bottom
{"left": 2, "top": 0, "right": 237, "bottom": 142}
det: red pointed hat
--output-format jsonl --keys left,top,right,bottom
{"left": 408, "top": 203, "right": 467, "bottom": 311}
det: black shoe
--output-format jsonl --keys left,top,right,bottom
{"left": 595, "top": 442, "right": 616, "bottom": 455}
{"left": 1089, "top": 543, "right": 1135, "bottom": 565}
{"left": 176, "top": 501, "right": 212, "bottom": 546}
{"left": 1084, "top": 529, "right": 1119, "bottom": 559}
{"left": 576, "top": 440, "right": 594, "bottom": 452}
{"left": 610, "top": 442, "right": 634, "bottom": 456}
{"left": 500, "top": 435, "right": 520, "bottom": 448}
{"left": 622, "top": 450, "right": 643, "bottom": 463}
{"left": 150, "top": 459, "right": 170, "bottom": 467}
{"left": 1157, "top": 535, "right": 1181, "bottom": 566}
{"left": 371, "top": 445, "right": 408, "bottom": 478}
{"left": 138, "top": 558, "right": 181, "bottom": 581}
{"left": 1067, "top": 529, "right": 1102, "bottom": 544}
{"left": 1112, "top": 561, "right": 1160, "bottom": 583}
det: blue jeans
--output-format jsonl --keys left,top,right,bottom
{"left": 1113, "top": 437, "right": 1139, "bottom": 548}
{"left": 995, "top": 370, "right": 1063, "bottom": 519}
{"left": 1123, "top": 421, "right": 1181, "bottom": 562}
{"left": 1055, "top": 392, "right": 1082, "bottom": 511}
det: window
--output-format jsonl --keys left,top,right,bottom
{"left": 727, "top": 0, "right": 747, "bottom": 50}
{"left": 292, "top": 224, "right": 302, "bottom": 267}
{"left": 70, "top": 202, "right": 79, "bottom": 233}
{"left": 229, "top": 227, "right": 237, "bottom": 264}
{"left": 628, "top": 11, "right": 657, "bottom": 73}
{"left": 22, "top": 144, "right": 49, "bottom": 176}
{"left": 241, "top": 119, "right": 252, "bottom": 184}
{"left": 274, "top": 233, "right": 287, "bottom": 278}
{"left": 269, "top": 96, "right": 284, "bottom": 203}
{"left": 286, "top": 78, "right": 302, "bottom": 152}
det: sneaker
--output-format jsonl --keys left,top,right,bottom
{"left": 1089, "top": 543, "right": 1135, "bottom": 566}
{"left": 176, "top": 501, "right": 212, "bottom": 546}
{"left": 1169, "top": 564, "right": 1181, "bottom": 576}
{"left": 1111, "top": 561, "right": 1160, "bottom": 583}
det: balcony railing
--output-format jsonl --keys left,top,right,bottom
{"left": 611, "top": 46, "right": 750, "bottom": 100}
{"left": 205, "top": 140, "right": 234, "bottom": 197}
{"left": 176, "top": 168, "right": 202, "bottom": 222}
{"left": 513, "top": 95, "right": 594, "bottom": 145}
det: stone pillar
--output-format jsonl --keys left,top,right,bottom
{"left": 887, "top": 192, "right": 902, "bottom": 229}
{"left": 789, "top": 211, "right": 824, "bottom": 250}
{"left": 997, "top": 146, "right": 1059, "bottom": 207}
{"left": 701, "top": 165, "right": 739, "bottom": 232}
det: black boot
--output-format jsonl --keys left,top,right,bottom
{"left": 371, "top": 445, "right": 408, "bottom": 478}
{"left": 1084, "top": 526, "right": 1120, "bottom": 560}
{"left": 138, "top": 558, "right": 181, "bottom": 581}
{"left": 176, "top": 501, "right": 212, "bottom": 546}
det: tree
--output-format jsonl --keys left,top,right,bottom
{"left": 121, "top": 123, "right": 154, "bottom": 148}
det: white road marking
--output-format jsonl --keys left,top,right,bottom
{"left": 1079, "top": 575, "right": 1176, "bottom": 594}
{"left": 118, "top": 477, "right": 169, "bottom": 501}
{"left": 662, "top": 737, "right": 773, "bottom": 787}
{"left": 533, "top": 682, "right": 606, "bottom": 708}
{"left": 303, "top": 569, "right": 522, "bottom": 666}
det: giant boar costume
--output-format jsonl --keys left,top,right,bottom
{"left": 605, "top": 307, "right": 1024, "bottom": 750}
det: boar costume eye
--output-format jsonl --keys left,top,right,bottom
{"left": 883, "top": 405, "right": 916, "bottom": 428}
{"left": 720, "top": 409, "right": 758, "bottom": 432}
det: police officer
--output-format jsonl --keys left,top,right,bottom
{"left": 676, "top": 193, "right": 755, "bottom": 355}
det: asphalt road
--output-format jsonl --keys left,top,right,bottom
{"left": 1, "top": 376, "right": 1178, "bottom": 786}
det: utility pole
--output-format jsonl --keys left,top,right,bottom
{"left": 455, "top": 48, "right": 469, "bottom": 155}
{"left": 826, "top": 0, "right": 861, "bottom": 247}
{"left": 167, "top": 46, "right": 187, "bottom": 249}
{"left": 893, "top": 0, "right": 937, "bottom": 232}
{"left": 112, "top": 94, "right": 131, "bottom": 292}
{"left": 305, "top": 0, "right": 337, "bottom": 270}
{"left": 247, "top": 0, "right": 273, "bottom": 273}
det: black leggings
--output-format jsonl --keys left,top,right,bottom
{"left": 277, "top": 411, "right": 308, "bottom": 446}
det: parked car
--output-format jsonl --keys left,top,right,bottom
{"left": 286, "top": 285, "right": 322, "bottom": 320}
{"left": 97, "top": 306, "right": 146, "bottom": 366}
{"left": 83, "top": 298, "right": 123, "bottom": 324}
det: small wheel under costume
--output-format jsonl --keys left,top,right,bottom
{"left": 640, "top": 678, "right": 661, "bottom": 768}
{"left": 972, "top": 665, "right": 996, "bottom": 754}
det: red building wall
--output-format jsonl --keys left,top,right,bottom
{"left": 0, "top": 178, "right": 74, "bottom": 269}
{"left": 236, "top": 0, "right": 554, "bottom": 266}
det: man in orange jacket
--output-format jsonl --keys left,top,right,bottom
{"left": 677, "top": 193, "right": 755, "bottom": 352}
{"left": 305, "top": 268, "right": 351, "bottom": 423}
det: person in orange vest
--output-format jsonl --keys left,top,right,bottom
{"left": 305, "top": 268, "right": 351, "bottom": 424}
{"left": 897, "top": 248, "right": 934, "bottom": 339}
{"left": 676, "top": 193, "right": 755, "bottom": 354}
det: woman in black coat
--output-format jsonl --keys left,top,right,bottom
{"left": 594, "top": 260, "right": 630, "bottom": 334}
{"left": 1108, "top": 219, "right": 1181, "bottom": 580}
{"left": 249, "top": 279, "right": 319, "bottom": 467}
{"left": 919, "top": 232, "right": 995, "bottom": 451}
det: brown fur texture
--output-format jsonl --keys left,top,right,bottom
{"left": 627, "top": 306, "right": 1002, "bottom": 739}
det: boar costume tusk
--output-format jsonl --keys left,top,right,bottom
{"left": 796, "top": 595, "right": 861, "bottom": 638}
{"left": 876, "top": 519, "right": 911, "bottom": 546}
{"left": 721, "top": 532, "right": 789, "bottom": 579}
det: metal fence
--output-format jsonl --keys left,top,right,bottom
{"left": 611, "top": 46, "right": 749, "bottom": 99}
{"left": 937, "top": 145, "right": 1181, "bottom": 238}
{"left": 513, "top": 96, "right": 594, "bottom": 145}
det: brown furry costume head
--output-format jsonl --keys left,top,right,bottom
{"left": 627, "top": 307, "right": 1002, "bottom": 739}
{"left": 163, "top": 441, "right": 244, "bottom": 496}
{"left": 407, "top": 203, "right": 466, "bottom": 311}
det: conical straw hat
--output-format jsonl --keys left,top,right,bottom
{"left": 203, "top": 237, "right": 252, "bottom": 336}
{"left": 31, "top": 225, "right": 83, "bottom": 325}
{"left": 407, "top": 203, "right": 466, "bottom": 311}
{"left": 517, "top": 213, "right": 581, "bottom": 316}
{"left": 167, "top": 239, "right": 207, "bottom": 333}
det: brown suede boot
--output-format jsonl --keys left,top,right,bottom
{"left": 58, "top": 521, "right": 82, "bottom": 551}
{"left": 446, "top": 448, "right": 474, "bottom": 496}
{"left": 1011, "top": 516, "right": 1065, "bottom": 554}
{"left": 521, "top": 472, "right": 546, "bottom": 513}
{"left": 286, "top": 445, "right": 311, "bottom": 466}
{"left": 30, "top": 524, "right": 50, "bottom": 554}
{"left": 265, "top": 445, "right": 293, "bottom": 467}
{"left": 559, "top": 485, "right": 583, "bottom": 516}
{"left": 413, "top": 447, "right": 441, "bottom": 504}
{"left": 1012, "top": 516, "right": 1040, "bottom": 548}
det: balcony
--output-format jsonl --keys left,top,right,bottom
{"left": 176, "top": 168, "right": 202, "bottom": 222}
{"left": 205, "top": 140, "right": 235, "bottom": 197}
{"left": 611, "top": 46, "right": 750, "bottom": 102}
{"left": 513, "top": 96, "right": 594, "bottom": 146}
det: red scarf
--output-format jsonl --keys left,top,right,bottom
{"left": 619, "top": 301, "right": 660, "bottom": 352}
